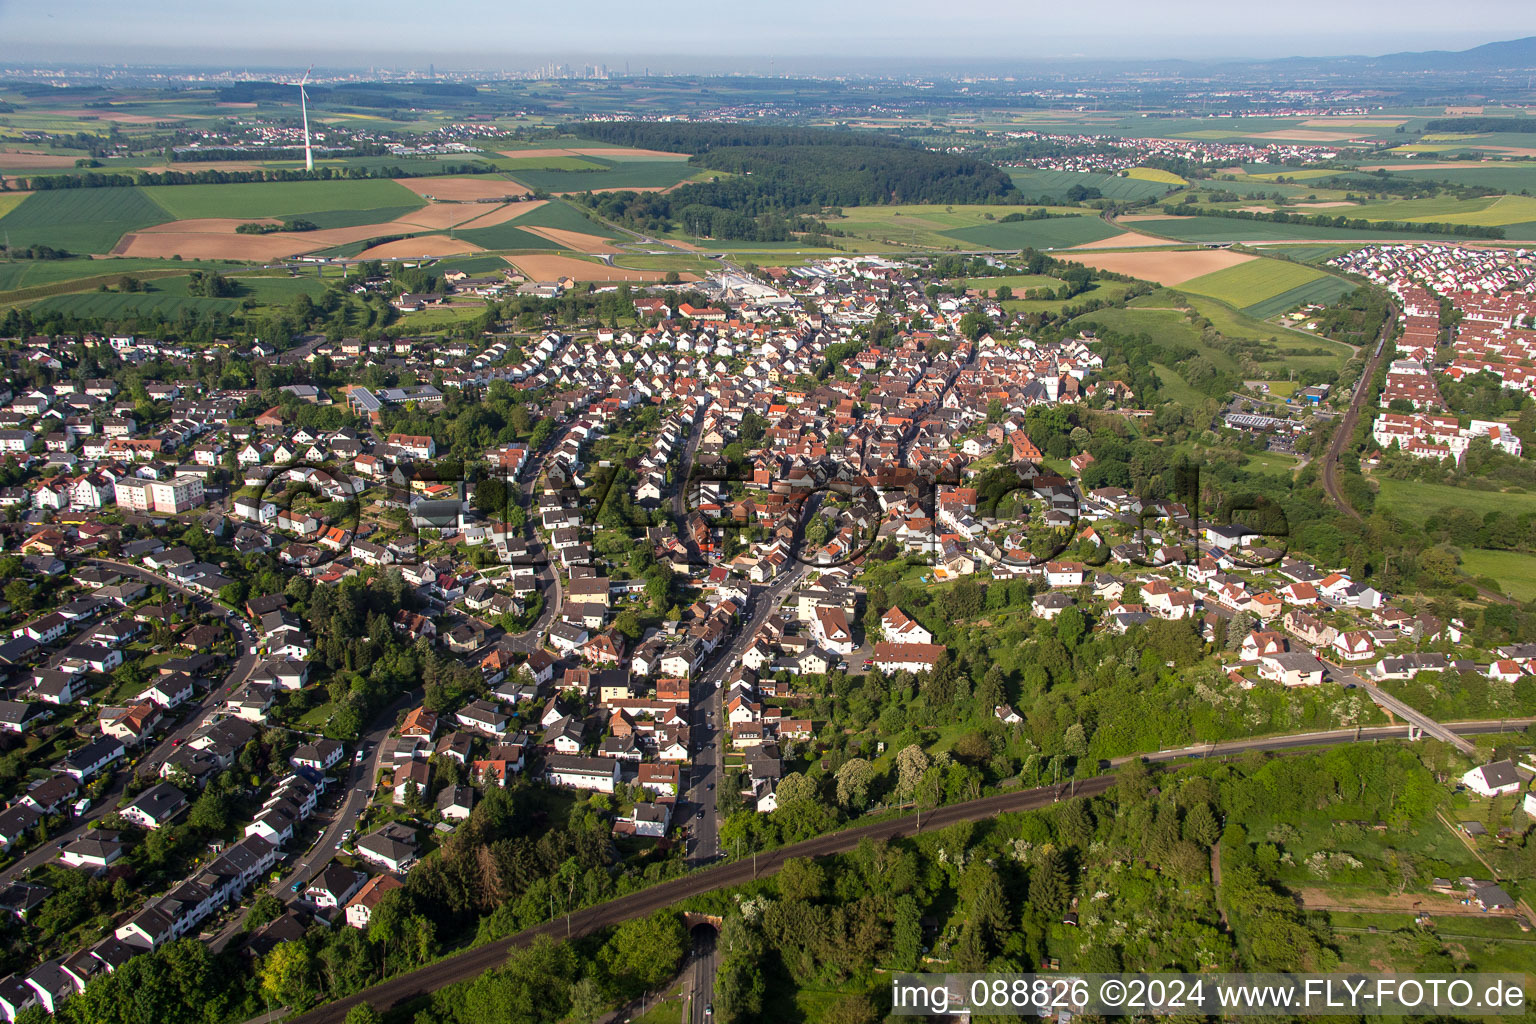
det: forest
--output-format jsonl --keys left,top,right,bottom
{"left": 568, "top": 123, "right": 1017, "bottom": 241}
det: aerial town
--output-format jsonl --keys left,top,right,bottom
{"left": 3, "top": 7, "right": 1536, "bottom": 1023}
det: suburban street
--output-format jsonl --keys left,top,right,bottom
{"left": 0, "top": 558, "right": 260, "bottom": 888}
{"left": 686, "top": 926, "right": 716, "bottom": 1024}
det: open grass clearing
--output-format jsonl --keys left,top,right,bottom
{"left": 1456, "top": 548, "right": 1536, "bottom": 602}
{"left": 1242, "top": 451, "right": 1302, "bottom": 475}
{"left": 1373, "top": 476, "right": 1536, "bottom": 521}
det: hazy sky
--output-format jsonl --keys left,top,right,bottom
{"left": 2, "top": 0, "right": 1534, "bottom": 70}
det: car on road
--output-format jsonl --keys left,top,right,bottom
{"left": 696, "top": 809, "right": 704, "bottom": 819}
{"left": 705, "top": 1005, "right": 713, "bottom": 1017}
{"left": 291, "top": 880, "right": 304, "bottom": 893}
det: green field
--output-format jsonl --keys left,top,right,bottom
{"left": 1458, "top": 548, "right": 1536, "bottom": 601}
{"left": 1178, "top": 259, "right": 1334, "bottom": 307}
{"left": 1152, "top": 362, "right": 1209, "bottom": 406}
{"left": 1191, "top": 178, "right": 1317, "bottom": 197}
{"left": 504, "top": 159, "right": 696, "bottom": 193}
{"left": 1338, "top": 193, "right": 1536, "bottom": 227}
{"left": 1076, "top": 293, "right": 1352, "bottom": 374}
{"left": 1369, "top": 162, "right": 1536, "bottom": 192}
{"left": 824, "top": 203, "right": 1121, "bottom": 251}
{"left": 1127, "top": 166, "right": 1187, "bottom": 184}
{"left": 431, "top": 255, "right": 514, "bottom": 276}
{"left": 1186, "top": 294, "right": 1354, "bottom": 368}
{"left": 0, "top": 256, "right": 227, "bottom": 292}
{"left": 960, "top": 273, "right": 1062, "bottom": 293}
{"left": 141, "top": 178, "right": 424, "bottom": 221}
{"left": 28, "top": 273, "right": 328, "bottom": 318}
{"left": 0, "top": 187, "right": 173, "bottom": 253}
{"left": 1373, "top": 476, "right": 1536, "bottom": 520}
{"left": 1255, "top": 244, "right": 1358, "bottom": 265}
{"left": 943, "top": 215, "right": 1122, "bottom": 249}
{"left": 1242, "top": 451, "right": 1302, "bottom": 475}
{"left": 453, "top": 220, "right": 568, "bottom": 251}
{"left": 1130, "top": 216, "right": 1451, "bottom": 244}
{"left": 1242, "top": 275, "right": 1358, "bottom": 319}
{"left": 497, "top": 156, "right": 609, "bottom": 172}
{"left": 1002, "top": 280, "right": 1135, "bottom": 315}
{"left": 509, "top": 199, "right": 622, "bottom": 237}
{"left": 1006, "top": 169, "right": 1176, "bottom": 202}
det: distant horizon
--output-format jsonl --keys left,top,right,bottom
{"left": 1, "top": 0, "right": 1533, "bottom": 75}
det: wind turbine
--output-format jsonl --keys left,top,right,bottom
{"left": 297, "top": 66, "right": 314, "bottom": 172}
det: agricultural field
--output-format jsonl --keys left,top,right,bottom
{"left": 1242, "top": 275, "right": 1358, "bottom": 319}
{"left": 0, "top": 186, "right": 172, "bottom": 253}
{"left": 1006, "top": 169, "right": 1177, "bottom": 202}
{"left": 503, "top": 153, "right": 696, "bottom": 194}
{"left": 1254, "top": 244, "right": 1358, "bottom": 265}
{"left": 1458, "top": 549, "right": 1536, "bottom": 602}
{"left": 942, "top": 215, "right": 1123, "bottom": 249}
{"left": 141, "top": 178, "right": 424, "bottom": 222}
{"left": 1174, "top": 257, "right": 1358, "bottom": 318}
{"left": 0, "top": 256, "right": 227, "bottom": 293}
{"left": 496, "top": 155, "right": 611, "bottom": 172}
{"left": 1126, "top": 216, "right": 1454, "bottom": 243}
{"left": 1177, "top": 258, "right": 1336, "bottom": 307}
{"left": 826, "top": 203, "right": 1126, "bottom": 251}
{"left": 1126, "top": 166, "right": 1187, "bottom": 184}
{"left": 507, "top": 199, "right": 622, "bottom": 238}
{"left": 1360, "top": 161, "right": 1536, "bottom": 192}
{"left": 453, "top": 219, "right": 570, "bottom": 251}
{"left": 1064, "top": 247, "right": 1254, "bottom": 286}
{"left": 27, "top": 272, "right": 328, "bottom": 319}
{"left": 1188, "top": 177, "right": 1318, "bottom": 197}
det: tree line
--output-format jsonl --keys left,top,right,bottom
{"left": 1161, "top": 203, "right": 1506, "bottom": 240}
{"left": 11, "top": 162, "right": 496, "bottom": 191}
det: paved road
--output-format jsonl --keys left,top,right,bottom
{"left": 283, "top": 717, "right": 1532, "bottom": 1024}
{"left": 688, "top": 926, "right": 716, "bottom": 1024}
{"left": 206, "top": 689, "right": 415, "bottom": 951}
{"left": 0, "top": 559, "right": 259, "bottom": 887}
{"left": 684, "top": 561, "right": 811, "bottom": 865}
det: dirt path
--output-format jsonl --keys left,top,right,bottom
{"left": 1295, "top": 887, "right": 1516, "bottom": 917}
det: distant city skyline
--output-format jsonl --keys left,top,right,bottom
{"left": 2, "top": 0, "right": 1534, "bottom": 71}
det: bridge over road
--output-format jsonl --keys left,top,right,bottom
{"left": 1363, "top": 682, "right": 1478, "bottom": 756}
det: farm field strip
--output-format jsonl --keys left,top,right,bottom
{"left": 1177, "top": 258, "right": 1333, "bottom": 306}
{"left": 1241, "top": 275, "right": 1358, "bottom": 319}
